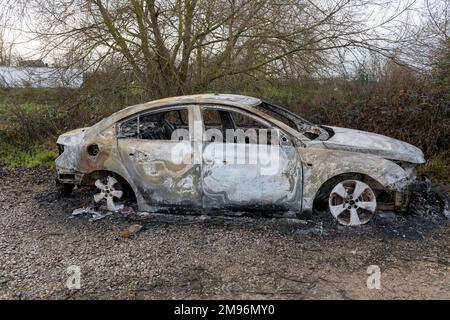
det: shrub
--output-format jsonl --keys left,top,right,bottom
{"left": 418, "top": 151, "right": 450, "bottom": 184}
{"left": 0, "top": 137, "right": 58, "bottom": 168}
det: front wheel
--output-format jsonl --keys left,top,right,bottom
{"left": 328, "top": 180, "right": 377, "bottom": 226}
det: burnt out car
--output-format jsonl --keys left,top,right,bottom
{"left": 55, "top": 94, "right": 425, "bottom": 226}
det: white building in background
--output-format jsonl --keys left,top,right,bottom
{"left": 0, "top": 62, "right": 83, "bottom": 88}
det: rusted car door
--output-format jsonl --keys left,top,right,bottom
{"left": 200, "top": 106, "right": 302, "bottom": 211}
{"left": 116, "top": 106, "right": 202, "bottom": 208}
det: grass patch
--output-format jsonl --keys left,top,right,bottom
{"left": 418, "top": 150, "right": 450, "bottom": 184}
{"left": 0, "top": 138, "right": 58, "bottom": 169}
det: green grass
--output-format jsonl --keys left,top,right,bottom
{"left": 418, "top": 150, "right": 450, "bottom": 185}
{"left": 0, "top": 97, "right": 60, "bottom": 169}
{"left": 0, "top": 138, "right": 58, "bottom": 169}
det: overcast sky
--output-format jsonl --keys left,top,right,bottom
{"left": 0, "top": 0, "right": 443, "bottom": 65}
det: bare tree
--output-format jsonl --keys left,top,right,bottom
{"left": 3, "top": 0, "right": 419, "bottom": 97}
{"left": 0, "top": 30, "right": 11, "bottom": 66}
{"left": 394, "top": 0, "right": 449, "bottom": 70}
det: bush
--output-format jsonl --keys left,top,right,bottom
{"left": 0, "top": 136, "right": 58, "bottom": 168}
{"left": 418, "top": 151, "right": 450, "bottom": 184}
{"left": 301, "top": 87, "right": 449, "bottom": 159}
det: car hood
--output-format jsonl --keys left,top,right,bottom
{"left": 320, "top": 126, "right": 425, "bottom": 164}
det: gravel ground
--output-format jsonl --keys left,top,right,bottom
{"left": 0, "top": 165, "right": 449, "bottom": 299}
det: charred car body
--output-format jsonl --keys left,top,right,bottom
{"left": 55, "top": 94, "right": 425, "bottom": 226}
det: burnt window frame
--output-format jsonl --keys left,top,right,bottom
{"left": 116, "top": 105, "right": 191, "bottom": 142}
{"left": 255, "top": 101, "right": 313, "bottom": 130}
{"left": 117, "top": 116, "right": 139, "bottom": 139}
{"left": 199, "top": 104, "right": 292, "bottom": 145}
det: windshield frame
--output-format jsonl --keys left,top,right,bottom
{"left": 256, "top": 101, "right": 313, "bottom": 130}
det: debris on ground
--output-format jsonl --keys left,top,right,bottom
{"left": 89, "top": 211, "right": 112, "bottom": 222}
{"left": 71, "top": 207, "right": 100, "bottom": 216}
{"left": 119, "top": 224, "right": 143, "bottom": 238}
{"left": 294, "top": 222, "right": 328, "bottom": 236}
{"left": 71, "top": 206, "right": 112, "bottom": 222}
{"left": 409, "top": 183, "right": 450, "bottom": 220}
{"left": 137, "top": 211, "right": 151, "bottom": 218}
{"left": 434, "top": 189, "right": 450, "bottom": 219}
{"left": 118, "top": 206, "right": 135, "bottom": 217}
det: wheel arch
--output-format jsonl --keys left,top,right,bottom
{"left": 312, "top": 172, "right": 387, "bottom": 210}
{"left": 299, "top": 148, "right": 409, "bottom": 214}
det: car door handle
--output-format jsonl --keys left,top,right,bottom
{"left": 129, "top": 153, "right": 135, "bottom": 156}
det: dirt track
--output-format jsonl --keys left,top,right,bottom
{"left": 0, "top": 165, "right": 449, "bottom": 299}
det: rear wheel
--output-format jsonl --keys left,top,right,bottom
{"left": 328, "top": 180, "right": 377, "bottom": 226}
{"left": 94, "top": 176, "right": 124, "bottom": 212}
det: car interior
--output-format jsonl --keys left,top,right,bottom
{"left": 119, "top": 108, "right": 189, "bottom": 140}
{"left": 202, "top": 108, "right": 272, "bottom": 144}
{"left": 119, "top": 106, "right": 275, "bottom": 144}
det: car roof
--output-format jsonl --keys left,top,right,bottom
{"left": 142, "top": 93, "right": 261, "bottom": 108}
{"left": 94, "top": 94, "right": 261, "bottom": 130}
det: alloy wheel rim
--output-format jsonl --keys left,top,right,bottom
{"left": 328, "top": 180, "right": 377, "bottom": 226}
